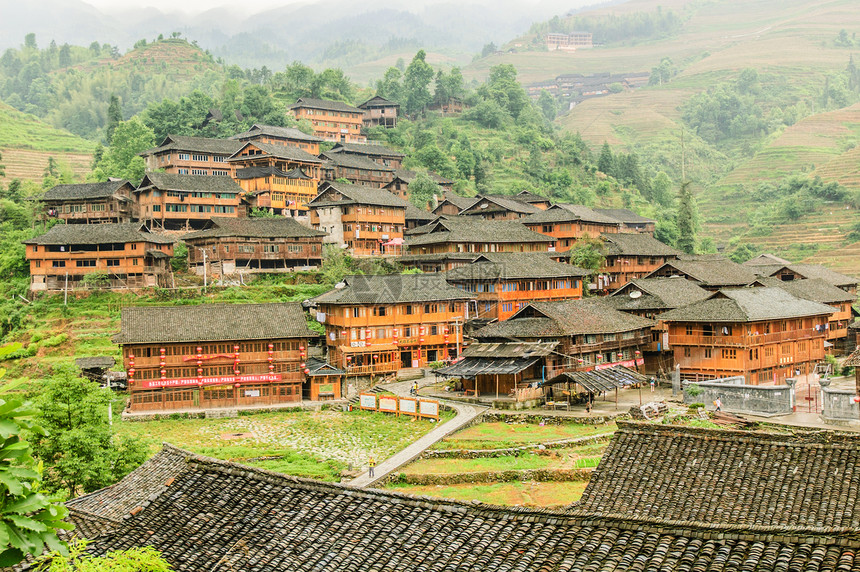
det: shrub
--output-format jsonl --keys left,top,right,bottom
{"left": 685, "top": 383, "right": 703, "bottom": 398}
{"left": 687, "top": 402, "right": 705, "bottom": 413}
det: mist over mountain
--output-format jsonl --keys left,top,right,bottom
{"left": 0, "top": 0, "right": 594, "bottom": 70}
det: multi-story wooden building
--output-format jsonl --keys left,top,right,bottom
{"left": 521, "top": 204, "right": 623, "bottom": 251}
{"left": 183, "top": 217, "right": 327, "bottom": 275}
{"left": 288, "top": 98, "right": 366, "bottom": 143}
{"left": 745, "top": 260, "right": 858, "bottom": 295}
{"left": 431, "top": 193, "right": 477, "bottom": 216}
{"left": 458, "top": 194, "right": 542, "bottom": 220}
{"left": 328, "top": 142, "right": 405, "bottom": 170}
{"left": 319, "top": 151, "right": 395, "bottom": 188}
{"left": 659, "top": 287, "right": 835, "bottom": 383}
{"left": 444, "top": 253, "right": 589, "bottom": 321}
{"left": 358, "top": 95, "right": 400, "bottom": 128}
{"left": 140, "top": 135, "right": 241, "bottom": 175}
{"left": 24, "top": 222, "right": 174, "bottom": 292}
{"left": 230, "top": 123, "right": 324, "bottom": 155}
{"left": 594, "top": 233, "right": 682, "bottom": 292}
{"left": 405, "top": 203, "right": 437, "bottom": 230}
{"left": 113, "top": 303, "right": 319, "bottom": 412}
{"left": 310, "top": 274, "right": 472, "bottom": 375}
{"left": 135, "top": 173, "right": 246, "bottom": 230}
{"left": 404, "top": 217, "right": 554, "bottom": 266}
{"left": 228, "top": 141, "right": 322, "bottom": 181}
{"left": 645, "top": 255, "right": 759, "bottom": 291}
{"left": 594, "top": 208, "right": 656, "bottom": 234}
{"left": 233, "top": 166, "right": 318, "bottom": 217}
{"left": 384, "top": 169, "right": 455, "bottom": 202}
{"left": 41, "top": 180, "right": 136, "bottom": 224}
{"left": 307, "top": 182, "right": 409, "bottom": 257}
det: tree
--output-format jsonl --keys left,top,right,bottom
{"left": 481, "top": 42, "right": 497, "bottom": 58}
{"left": 0, "top": 395, "right": 71, "bottom": 567}
{"left": 650, "top": 171, "right": 673, "bottom": 207}
{"left": 320, "top": 245, "right": 358, "bottom": 285}
{"left": 479, "top": 64, "right": 530, "bottom": 119}
{"left": 597, "top": 142, "right": 613, "bottom": 175}
{"left": 91, "top": 117, "right": 155, "bottom": 182}
{"left": 105, "top": 95, "right": 122, "bottom": 145}
{"left": 57, "top": 44, "right": 71, "bottom": 68}
{"left": 0, "top": 151, "right": 4, "bottom": 179}
{"left": 568, "top": 236, "right": 606, "bottom": 279}
{"left": 31, "top": 367, "right": 146, "bottom": 496}
{"left": 407, "top": 172, "right": 441, "bottom": 209}
{"left": 404, "top": 50, "right": 434, "bottom": 116}
{"left": 376, "top": 67, "right": 404, "bottom": 105}
{"left": 24, "top": 34, "right": 37, "bottom": 51}
{"left": 170, "top": 242, "right": 188, "bottom": 273}
{"left": 537, "top": 90, "right": 557, "bottom": 121}
{"left": 676, "top": 181, "right": 698, "bottom": 254}
{"left": 35, "top": 540, "right": 172, "bottom": 571}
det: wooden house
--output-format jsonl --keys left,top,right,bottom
{"left": 227, "top": 141, "right": 322, "bottom": 181}
{"left": 24, "top": 222, "right": 173, "bottom": 292}
{"left": 659, "top": 287, "right": 835, "bottom": 383}
{"left": 458, "top": 194, "right": 542, "bottom": 220}
{"left": 319, "top": 151, "right": 395, "bottom": 188}
{"left": 444, "top": 253, "right": 589, "bottom": 321}
{"left": 303, "top": 358, "right": 345, "bottom": 401}
{"left": 358, "top": 95, "right": 400, "bottom": 128}
{"left": 384, "top": 169, "right": 455, "bottom": 202}
{"left": 745, "top": 261, "right": 859, "bottom": 294}
{"left": 742, "top": 253, "right": 791, "bottom": 266}
{"left": 113, "top": 303, "right": 316, "bottom": 412}
{"left": 307, "top": 182, "right": 409, "bottom": 257}
{"left": 395, "top": 252, "right": 480, "bottom": 273}
{"left": 428, "top": 96, "right": 465, "bottom": 114}
{"left": 288, "top": 98, "right": 366, "bottom": 143}
{"left": 521, "top": 204, "right": 623, "bottom": 251}
{"left": 404, "top": 217, "right": 554, "bottom": 265}
{"left": 594, "top": 233, "right": 682, "bottom": 292}
{"left": 230, "top": 123, "right": 324, "bottom": 155}
{"left": 404, "top": 203, "right": 437, "bottom": 230}
{"left": 431, "top": 193, "right": 476, "bottom": 216}
{"left": 446, "top": 298, "right": 654, "bottom": 397}
{"left": 139, "top": 135, "right": 241, "bottom": 176}
{"left": 135, "top": 173, "right": 246, "bottom": 230}
{"left": 233, "top": 166, "right": 318, "bottom": 217}
{"left": 328, "top": 142, "right": 405, "bottom": 170}
{"left": 310, "top": 273, "right": 472, "bottom": 375}
{"left": 41, "top": 180, "right": 136, "bottom": 224}
{"left": 182, "top": 217, "right": 327, "bottom": 275}
{"left": 594, "top": 208, "right": 656, "bottom": 234}
{"left": 645, "top": 255, "right": 759, "bottom": 291}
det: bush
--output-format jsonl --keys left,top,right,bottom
{"left": 685, "top": 383, "right": 703, "bottom": 398}
{"left": 687, "top": 402, "right": 705, "bottom": 412}
{"left": 82, "top": 271, "right": 110, "bottom": 289}
{"left": 429, "top": 361, "right": 446, "bottom": 370}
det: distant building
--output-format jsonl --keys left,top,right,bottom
{"left": 593, "top": 208, "right": 656, "bottom": 234}
{"left": 546, "top": 31, "right": 593, "bottom": 51}
{"left": 135, "top": 173, "right": 246, "bottom": 230}
{"left": 182, "top": 217, "right": 327, "bottom": 275}
{"left": 431, "top": 193, "right": 478, "bottom": 216}
{"left": 327, "top": 142, "right": 405, "bottom": 170}
{"left": 230, "top": 124, "right": 325, "bottom": 155}
{"left": 646, "top": 255, "right": 760, "bottom": 291}
{"left": 358, "top": 96, "right": 400, "bottom": 129}
{"left": 427, "top": 96, "right": 465, "bottom": 114}
{"left": 288, "top": 98, "right": 366, "bottom": 143}
{"left": 404, "top": 203, "right": 437, "bottom": 230}
{"left": 594, "top": 233, "right": 682, "bottom": 292}
{"left": 139, "top": 135, "right": 241, "bottom": 176}
{"left": 41, "top": 180, "right": 136, "bottom": 224}
{"left": 24, "top": 222, "right": 173, "bottom": 292}
{"left": 521, "top": 204, "right": 623, "bottom": 251}
{"left": 744, "top": 261, "right": 858, "bottom": 294}
{"left": 319, "top": 151, "right": 395, "bottom": 188}
{"left": 458, "top": 195, "right": 542, "bottom": 221}
{"left": 384, "top": 169, "right": 455, "bottom": 203}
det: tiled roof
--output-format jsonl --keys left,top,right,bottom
{"left": 404, "top": 203, "right": 437, "bottom": 222}
{"left": 390, "top": 169, "right": 454, "bottom": 185}
{"left": 233, "top": 166, "right": 311, "bottom": 180}
{"left": 434, "top": 192, "right": 476, "bottom": 211}
{"left": 475, "top": 298, "right": 654, "bottom": 338}
{"left": 658, "top": 287, "right": 836, "bottom": 323}
{"left": 71, "top": 437, "right": 859, "bottom": 571}
{"left": 75, "top": 356, "right": 116, "bottom": 370}
{"left": 229, "top": 141, "right": 322, "bottom": 164}
{"left": 182, "top": 217, "right": 326, "bottom": 240}
{"left": 593, "top": 207, "right": 655, "bottom": 224}
{"left": 600, "top": 233, "right": 682, "bottom": 257}
{"left": 521, "top": 203, "right": 623, "bottom": 225}
{"left": 113, "top": 302, "right": 315, "bottom": 344}
{"left": 309, "top": 182, "right": 410, "bottom": 209}
{"left": 23, "top": 222, "right": 174, "bottom": 246}
{"left": 646, "top": 256, "right": 759, "bottom": 286}
{"left": 42, "top": 180, "right": 131, "bottom": 201}
{"left": 405, "top": 218, "right": 554, "bottom": 246}
{"left": 136, "top": 173, "right": 243, "bottom": 194}
{"left": 742, "top": 252, "right": 791, "bottom": 266}
{"left": 320, "top": 151, "right": 394, "bottom": 171}
{"left": 577, "top": 421, "right": 860, "bottom": 529}
{"left": 358, "top": 95, "right": 399, "bottom": 108}
{"left": 757, "top": 277, "right": 856, "bottom": 304}
{"left": 330, "top": 142, "right": 405, "bottom": 158}
{"left": 610, "top": 277, "right": 711, "bottom": 311}
{"left": 141, "top": 135, "right": 243, "bottom": 156}
{"left": 289, "top": 97, "right": 362, "bottom": 113}
{"left": 312, "top": 273, "right": 472, "bottom": 305}
{"left": 445, "top": 253, "right": 590, "bottom": 281}
{"left": 746, "top": 262, "right": 858, "bottom": 286}
{"left": 461, "top": 194, "right": 541, "bottom": 215}
{"left": 230, "top": 124, "right": 324, "bottom": 143}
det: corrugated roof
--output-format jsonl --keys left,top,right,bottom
{"left": 312, "top": 273, "right": 471, "bottom": 305}
{"left": 405, "top": 218, "right": 553, "bottom": 246}
{"left": 445, "top": 253, "right": 590, "bottom": 281}
{"left": 230, "top": 124, "right": 324, "bottom": 142}
{"left": 136, "top": 173, "right": 243, "bottom": 194}
{"left": 600, "top": 233, "right": 682, "bottom": 257}
{"left": 23, "top": 222, "right": 174, "bottom": 246}
{"left": 309, "top": 182, "right": 410, "bottom": 209}
{"left": 182, "top": 217, "right": 326, "bottom": 240}
{"left": 141, "top": 134, "right": 243, "bottom": 156}
{"left": 658, "top": 287, "right": 836, "bottom": 323}
{"left": 113, "top": 302, "right": 315, "bottom": 344}
{"left": 42, "top": 180, "right": 131, "bottom": 201}
{"left": 289, "top": 97, "right": 362, "bottom": 113}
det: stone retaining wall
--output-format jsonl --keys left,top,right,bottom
{"left": 481, "top": 412, "right": 622, "bottom": 425}
{"left": 421, "top": 432, "right": 613, "bottom": 459}
{"left": 821, "top": 386, "right": 859, "bottom": 424}
{"left": 388, "top": 467, "right": 594, "bottom": 485}
{"left": 683, "top": 380, "right": 793, "bottom": 416}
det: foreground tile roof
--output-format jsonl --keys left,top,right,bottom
{"left": 141, "top": 134, "right": 243, "bottom": 156}
{"left": 330, "top": 142, "right": 405, "bottom": 158}
{"left": 309, "top": 182, "right": 410, "bottom": 209}
{"left": 600, "top": 232, "right": 682, "bottom": 257}
{"left": 609, "top": 277, "right": 712, "bottom": 311}
{"left": 289, "top": 97, "right": 362, "bottom": 114}
{"left": 42, "top": 180, "right": 131, "bottom": 201}
{"left": 405, "top": 217, "right": 554, "bottom": 246}
{"left": 445, "top": 252, "right": 590, "bottom": 281}
{"left": 312, "top": 273, "right": 472, "bottom": 305}
{"left": 136, "top": 172, "right": 243, "bottom": 194}
{"left": 182, "top": 217, "right": 326, "bottom": 240}
{"left": 230, "top": 123, "right": 324, "bottom": 143}
{"left": 757, "top": 277, "right": 857, "bottom": 304}
{"left": 658, "top": 286, "right": 836, "bottom": 323}
{"left": 646, "top": 256, "right": 760, "bottom": 287}
{"left": 23, "top": 222, "right": 174, "bottom": 246}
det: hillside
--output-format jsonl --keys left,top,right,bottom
{"left": 0, "top": 101, "right": 94, "bottom": 183}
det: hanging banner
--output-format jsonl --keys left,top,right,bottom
{"left": 137, "top": 373, "right": 282, "bottom": 390}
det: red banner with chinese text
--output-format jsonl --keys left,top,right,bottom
{"left": 136, "top": 373, "right": 283, "bottom": 390}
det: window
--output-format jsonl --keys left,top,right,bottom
{"left": 376, "top": 328, "right": 386, "bottom": 339}
{"left": 502, "top": 302, "right": 513, "bottom": 313}
{"left": 764, "top": 346, "right": 775, "bottom": 358}
{"left": 431, "top": 325, "right": 438, "bottom": 336}
{"left": 75, "top": 260, "right": 96, "bottom": 267}
{"left": 213, "top": 156, "right": 226, "bottom": 163}
{"left": 106, "top": 259, "right": 120, "bottom": 267}
{"left": 405, "top": 305, "right": 413, "bottom": 315}
{"left": 704, "top": 349, "right": 712, "bottom": 358}
{"left": 178, "top": 153, "right": 190, "bottom": 160}
{"left": 152, "top": 205, "right": 161, "bottom": 212}
{"left": 721, "top": 348, "right": 737, "bottom": 360}
{"left": 191, "top": 169, "right": 207, "bottom": 175}
{"left": 177, "top": 168, "right": 189, "bottom": 174}
{"left": 373, "top": 307, "right": 387, "bottom": 317}
{"left": 685, "top": 325, "right": 693, "bottom": 336}
{"left": 603, "top": 333, "right": 616, "bottom": 342}
{"left": 212, "top": 170, "right": 229, "bottom": 176}
{"left": 683, "top": 347, "right": 691, "bottom": 357}
{"left": 52, "top": 261, "right": 65, "bottom": 268}
{"left": 192, "top": 154, "right": 208, "bottom": 161}
{"left": 584, "top": 334, "right": 597, "bottom": 344}
{"left": 352, "top": 308, "right": 360, "bottom": 318}
{"left": 263, "top": 244, "right": 280, "bottom": 253}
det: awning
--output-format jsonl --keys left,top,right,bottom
{"left": 436, "top": 356, "right": 541, "bottom": 378}
{"left": 383, "top": 237, "right": 404, "bottom": 246}
{"left": 546, "top": 366, "right": 647, "bottom": 393}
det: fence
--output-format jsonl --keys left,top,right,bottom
{"left": 683, "top": 377, "right": 794, "bottom": 416}
{"left": 358, "top": 392, "right": 440, "bottom": 420}
{"left": 820, "top": 384, "right": 859, "bottom": 423}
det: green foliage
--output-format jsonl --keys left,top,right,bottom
{"left": 31, "top": 367, "right": 146, "bottom": 495}
{"left": 170, "top": 242, "right": 187, "bottom": 273}
{"left": 407, "top": 172, "right": 441, "bottom": 209}
{"left": 676, "top": 182, "right": 698, "bottom": 254}
{"left": 0, "top": 394, "right": 71, "bottom": 567}
{"left": 537, "top": 90, "right": 558, "bottom": 121}
{"left": 685, "top": 383, "right": 703, "bottom": 398}
{"left": 249, "top": 208, "right": 277, "bottom": 218}
{"left": 90, "top": 117, "right": 154, "bottom": 182}
{"left": 529, "top": 8, "right": 682, "bottom": 46}
{"left": 404, "top": 50, "right": 434, "bottom": 115}
{"left": 568, "top": 237, "right": 605, "bottom": 274}
{"left": 36, "top": 540, "right": 172, "bottom": 571}
{"left": 729, "top": 242, "right": 758, "bottom": 263}
{"left": 81, "top": 271, "right": 109, "bottom": 289}
{"left": 687, "top": 402, "right": 706, "bottom": 412}
{"left": 648, "top": 57, "right": 677, "bottom": 86}
{"left": 105, "top": 95, "right": 122, "bottom": 145}
{"left": 320, "top": 245, "right": 359, "bottom": 285}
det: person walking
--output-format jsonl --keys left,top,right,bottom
{"left": 411, "top": 380, "right": 419, "bottom": 396}
{"left": 714, "top": 397, "right": 722, "bottom": 412}
{"left": 368, "top": 456, "right": 376, "bottom": 478}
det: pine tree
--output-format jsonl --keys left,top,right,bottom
{"left": 597, "top": 142, "right": 613, "bottom": 175}
{"left": 106, "top": 94, "right": 122, "bottom": 144}
{"left": 676, "top": 181, "right": 698, "bottom": 254}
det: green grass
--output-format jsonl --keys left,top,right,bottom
{"left": 385, "top": 480, "right": 589, "bottom": 507}
{"left": 0, "top": 101, "right": 95, "bottom": 153}
{"left": 431, "top": 421, "right": 615, "bottom": 450}
{"left": 403, "top": 447, "right": 604, "bottom": 475}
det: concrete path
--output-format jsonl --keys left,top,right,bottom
{"left": 349, "top": 375, "right": 487, "bottom": 488}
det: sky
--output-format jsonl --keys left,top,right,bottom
{"left": 85, "top": 0, "right": 306, "bottom": 13}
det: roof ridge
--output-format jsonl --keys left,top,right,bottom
{"left": 615, "top": 419, "right": 860, "bottom": 446}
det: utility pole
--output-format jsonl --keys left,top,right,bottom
{"left": 63, "top": 272, "right": 68, "bottom": 306}
{"left": 198, "top": 248, "right": 208, "bottom": 290}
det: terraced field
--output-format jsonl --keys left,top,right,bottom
{"left": 815, "top": 145, "right": 860, "bottom": 190}
{"left": 1, "top": 148, "right": 92, "bottom": 183}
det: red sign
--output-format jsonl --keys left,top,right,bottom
{"left": 182, "top": 354, "right": 234, "bottom": 362}
{"left": 595, "top": 358, "right": 644, "bottom": 371}
{"left": 137, "top": 373, "right": 282, "bottom": 389}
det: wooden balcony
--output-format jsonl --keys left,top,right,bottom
{"left": 670, "top": 328, "right": 822, "bottom": 347}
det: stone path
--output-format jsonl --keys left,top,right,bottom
{"left": 349, "top": 375, "right": 487, "bottom": 488}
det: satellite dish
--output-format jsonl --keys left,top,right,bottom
{"left": 629, "top": 290, "right": 642, "bottom": 299}
{"left": 334, "top": 282, "right": 346, "bottom": 289}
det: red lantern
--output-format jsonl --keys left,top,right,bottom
{"left": 373, "top": 354, "right": 378, "bottom": 360}
{"left": 304, "top": 368, "right": 310, "bottom": 374}
{"left": 635, "top": 350, "right": 641, "bottom": 355}
{"left": 577, "top": 358, "right": 584, "bottom": 364}
{"left": 299, "top": 345, "right": 305, "bottom": 351}
{"left": 301, "top": 362, "right": 306, "bottom": 368}
{"left": 160, "top": 369, "right": 166, "bottom": 380}
{"left": 197, "top": 368, "right": 203, "bottom": 375}
{"left": 235, "top": 383, "right": 241, "bottom": 389}
{"left": 854, "top": 396, "right": 860, "bottom": 403}
{"left": 597, "top": 355, "right": 603, "bottom": 361}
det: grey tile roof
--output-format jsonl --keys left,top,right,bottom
{"left": 600, "top": 233, "right": 682, "bottom": 257}
{"left": 230, "top": 124, "right": 324, "bottom": 143}
{"left": 783, "top": 263, "right": 858, "bottom": 287}
{"left": 646, "top": 256, "right": 759, "bottom": 287}
{"left": 521, "top": 203, "right": 623, "bottom": 225}
{"left": 593, "top": 207, "right": 656, "bottom": 224}
{"left": 391, "top": 169, "right": 454, "bottom": 185}
{"left": 577, "top": 421, "right": 860, "bottom": 529}
{"left": 742, "top": 252, "right": 791, "bottom": 266}
{"left": 330, "top": 142, "right": 405, "bottom": 158}
{"left": 434, "top": 192, "right": 476, "bottom": 211}
{"left": 358, "top": 95, "right": 399, "bottom": 108}
{"left": 113, "top": 302, "right": 315, "bottom": 344}
{"left": 42, "top": 180, "right": 131, "bottom": 201}
{"left": 404, "top": 204, "right": 437, "bottom": 223}
{"left": 141, "top": 134, "right": 243, "bottom": 156}
{"left": 610, "top": 277, "right": 712, "bottom": 311}
{"left": 70, "top": 434, "right": 859, "bottom": 571}
{"left": 461, "top": 194, "right": 541, "bottom": 215}
{"left": 289, "top": 97, "right": 362, "bottom": 113}
{"left": 182, "top": 217, "right": 327, "bottom": 240}
{"left": 320, "top": 151, "right": 394, "bottom": 171}
{"left": 756, "top": 277, "right": 856, "bottom": 304}
{"left": 136, "top": 173, "right": 243, "bottom": 194}
{"left": 475, "top": 298, "right": 655, "bottom": 338}
{"left": 312, "top": 273, "right": 472, "bottom": 305}
{"left": 75, "top": 356, "right": 116, "bottom": 370}
{"left": 657, "top": 287, "right": 836, "bottom": 323}
{"left": 445, "top": 253, "right": 590, "bottom": 281}
{"left": 309, "top": 182, "right": 410, "bottom": 209}
{"left": 404, "top": 218, "right": 554, "bottom": 247}
{"left": 229, "top": 141, "right": 322, "bottom": 164}
{"left": 23, "top": 222, "right": 174, "bottom": 246}
{"left": 233, "top": 166, "right": 311, "bottom": 180}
